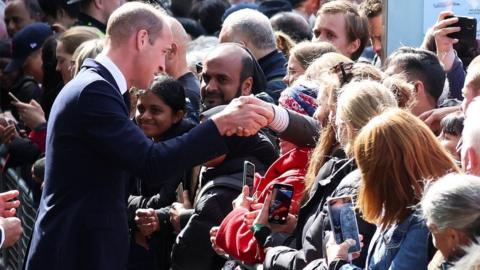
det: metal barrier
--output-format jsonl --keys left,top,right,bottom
{"left": 0, "top": 150, "right": 37, "bottom": 270}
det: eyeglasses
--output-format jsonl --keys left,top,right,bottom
{"left": 330, "top": 62, "right": 354, "bottom": 86}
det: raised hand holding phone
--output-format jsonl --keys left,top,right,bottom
{"left": 327, "top": 196, "right": 361, "bottom": 254}
{"left": 248, "top": 187, "right": 297, "bottom": 234}
{"left": 242, "top": 161, "right": 255, "bottom": 197}
{"left": 11, "top": 99, "right": 46, "bottom": 130}
{"left": 268, "top": 183, "right": 293, "bottom": 225}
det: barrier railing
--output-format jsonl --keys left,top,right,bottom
{"left": 0, "top": 146, "right": 37, "bottom": 269}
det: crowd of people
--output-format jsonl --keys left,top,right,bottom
{"left": 0, "top": 0, "right": 479, "bottom": 269}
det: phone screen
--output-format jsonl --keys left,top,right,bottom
{"left": 268, "top": 184, "right": 293, "bottom": 224}
{"left": 327, "top": 196, "right": 361, "bottom": 253}
{"left": 242, "top": 161, "right": 255, "bottom": 196}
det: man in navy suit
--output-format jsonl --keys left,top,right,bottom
{"left": 24, "top": 2, "right": 272, "bottom": 270}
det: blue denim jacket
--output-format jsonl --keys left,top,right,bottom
{"left": 339, "top": 213, "right": 430, "bottom": 270}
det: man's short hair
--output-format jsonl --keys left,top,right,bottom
{"left": 23, "top": 0, "right": 43, "bottom": 18}
{"left": 106, "top": 2, "right": 165, "bottom": 46}
{"left": 191, "top": 0, "right": 228, "bottom": 35}
{"left": 359, "top": 0, "right": 382, "bottom": 18}
{"left": 463, "top": 98, "right": 480, "bottom": 154}
{"left": 270, "top": 12, "right": 312, "bottom": 42}
{"left": 38, "top": 0, "right": 79, "bottom": 19}
{"left": 387, "top": 47, "right": 445, "bottom": 102}
{"left": 222, "top": 9, "right": 276, "bottom": 51}
{"left": 317, "top": 0, "right": 369, "bottom": 60}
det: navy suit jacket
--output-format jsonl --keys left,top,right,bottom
{"left": 25, "top": 59, "right": 228, "bottom": 270}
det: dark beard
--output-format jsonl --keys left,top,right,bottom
{"left": 201, "top": 86, "right": 242, "bottom": 111}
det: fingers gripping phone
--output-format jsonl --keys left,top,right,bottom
{"left": 242, "top": 161, "right": 255, "bottom": 197}
{"left": 268, "top": 183, "right": 294, "bottom": 224}
{"left": 327, "top": 196, "right": 361, "bottom": 253}
{"left": 446, "top": 16, "right": 477, "bottom": 41}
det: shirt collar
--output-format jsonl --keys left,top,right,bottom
{"left": 95, "top": 54, "right": 128, "bottom": 94}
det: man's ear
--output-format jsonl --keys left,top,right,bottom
{"left": 167, "top": 43, "right": 177, "bottom": 60}
{"left": 466, "top": 147, "right": 480, "bottom": 175}
{"left": 93, "top": 0, "right": 103, "bottom": 9}
{"left": 136, "top": 29, "right": 149, "bottom": 51}
{"left": 347, "top": 38, "right": 361, "bottom": 57}
{"left": 240, "top": 77, "right": 253, "bottom": 96}
{"left": 413, "top": 80, "right": 424, "bottom": 95}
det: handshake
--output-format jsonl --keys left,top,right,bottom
{"left": 210, "top": 96, "right": 275, "bottom": 137}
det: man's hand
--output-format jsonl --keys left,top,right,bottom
{"left": 433, "top": 11, "right": 460, "bottom": 72}
{"left": 0, "top": 190, "right": 20, "bottom": 218}
{"left": 169, "top": 191, "right": 193, "bottom": 234}
{"left": 0, "top": 124, "right": 19, "bottom": 145}
{"left": 12, "top": 100, "right": 46, "bottom": 130}
{"left": 209, "top": 226, "right": 226, "bottom": 256}
{"left": 232, "top": 185, "right": 254, "bottom": 210}
{"left": 212, "top": 96, "right": 274, "bottom": 136}
{"left": 419, "top": 105, "right": 461, "bottom": 134}
{"left": 135, "top": 208, "right": 159, "bottom": 237}
{"left": 0, "top": 217, "right": 23, "bottom": 248}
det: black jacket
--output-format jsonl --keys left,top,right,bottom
{"left": 171, "top": 132, "right": 277, "bottom": 270}
{"left": 258, "top": 50, "right": 287, "bottom": 103}
{"left": 263, "top": 156, "right": 357, "bottom": 270}
{"left": 264, "top": 166, "right": 377, "bottom": 270}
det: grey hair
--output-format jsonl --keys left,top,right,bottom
{"left": 222, "top": 9, "right": 276, "bottom": 50}
{"left": 186, "top": 35, "right": 219, "bottom": 73}
{"left": 463, "top": 98, "right": 480, "bottom": 155}
{"left": 421, "top": 173, "right": 480, "bottom": 238}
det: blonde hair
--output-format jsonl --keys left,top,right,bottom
{"left": 304, "top": 52, "right": 351, "bottom": 82}
{"left": 303, "top": 80, "right": 397, "bottom": 201}
{"left": 382, "top": 73, "right": 415, "bottom": 109}
{"left": 336, "top": 80, "right": 397, "bottom": 155}
{"left": 57, "top": 26, "right": 102, "bottom": 55}
{"left": 72, "top": 39, "right": 105, "bottom": 76}
{"left": 274, "top": 31, "right": 296, "bottom": 58}
{"left": 290, "top": 41, "right": 338, "bottom": 70}
{"left": 355, "top": 109, "right": 459, "bottom": 228}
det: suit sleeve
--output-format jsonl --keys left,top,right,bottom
{"left": 279, "top": 110, "right": 320, "bottom": 147}
{"left": 78, "top": 80, "right": 228, "bottom": 183}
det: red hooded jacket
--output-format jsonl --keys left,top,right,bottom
{"left": 215, "top": 147, "right": 310, "bottom": 264}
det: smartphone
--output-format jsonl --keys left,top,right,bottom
{"left": 446, "top": 16, "right": 477, "bottom": 41}
{"left": 268, "top": 183, "right": 293, "bottom": 224}
{"left": 242, "top": 161, "right": 255, "bottom": 197}
{"left": 326, "top": 196, "right": 361, "bottom": 254}
{"left": 8, "top": 92, "right": 20, "bottom": 103}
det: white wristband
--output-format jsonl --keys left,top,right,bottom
{"left": 268, "top": 106, "right": 289, "bottom": 132}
